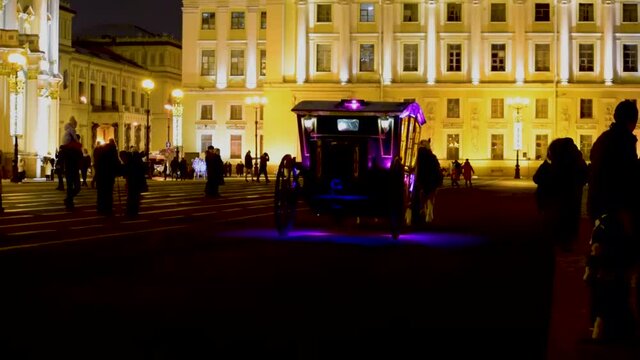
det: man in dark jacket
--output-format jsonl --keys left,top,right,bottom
{"left": 412, "top": 139, "right": 442, "bottom": 225}
{"left": 586, "top": 99, "right": 640, "bottom": 341}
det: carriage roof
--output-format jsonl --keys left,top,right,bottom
{"left": 291, "top": 99, "right": 426, "bottom": 125}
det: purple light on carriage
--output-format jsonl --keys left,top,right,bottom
{"left": 344, "top": 99, "right": 362, "bottom": 110}
{"left": 399, "top": 102, "right": 426, "bottom": 125}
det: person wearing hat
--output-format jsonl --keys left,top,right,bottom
{"left": 586, "top": 99, "right": 640, "bottom": 341}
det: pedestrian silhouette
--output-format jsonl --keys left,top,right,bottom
{"left": 412, "top": 139, "right": 443, "bottom": 225}
{"left": 120, "top": 150, "right": 146, "bottom": 217}
{"left": 584, "top": 99, "right": 640, "bottom": 341}
{"left": 461, "top": 159, "right": 475, "bottom": 188}
{"left": 93, "top": 139, "right": 120, "bottom": 216}
{"left": 80, "top": 148, "right": 91, "bottom": 187}
{"left": 244, "top": 150, "right": 254, "bottom": 182}
{"left": 257, "top": 152, "right": 270, "bottom": 183}
{"left": 205, "top": 146, "right": 224, "bottom": 197}
{"left": 60, "top": 117, "right": 82, "bottom": 210}
{"left": 451, "top": 160, "right": 461, "bottom": 188}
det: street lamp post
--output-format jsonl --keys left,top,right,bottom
{"left": 506, "top": 97, "right": 529, "bottom": 179}
{"left": 8, "top": 53, "right": 26, "bottom": 183}
{"left": 142, "top": 79, "right": 155, "bottom": 178}
{"left": 171, "top": 89, "right": 184, "bottom": 160}
{"left": 245, "top": 96, "right": 267, "bottom": 176}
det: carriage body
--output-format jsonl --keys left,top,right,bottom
{"left": 275, "top": 99, "right": 425, "bottom": 238}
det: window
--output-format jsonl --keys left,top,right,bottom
{"left": 403, "top": 43, "right": 418, "bottom": 72}
{"left": 579, "top": 44, "right": 594, "bottom": 72}
{"left": 111, "top": 87, "right": 117, "bottom": 106}
{"left": 230, "top": 49, "right": 245, "bottom": 76}
{"left": 200, "top": 104, "right": 213, "bottom": 120}
{"left": 447, "top": 134, "right": 460, "bottom": 160}
{"left": 447, "top": 98, "right": 460, "bottom": 118}
{"left": 534, "top": 44, "right": 550, "bottom": 71}
{"left": 121, "top": 89, "right": 126, "bottom": 105}
{"left": 201, "top": 50, "right": 216, "bottom": 76}
{"left": 623, "top": 3, "right": 638, "bottom": 22}
{"left": 578, "top": 3, "right": 594, "bottom": 22}
{"left": 403, "top": 3, "right": 419, "bottom": 22}
{"left": 260, "top": 11, "right": 267, "bottom": 29}
{"left": 259, "top": 49, "right": 267, "bottom": 76}
{"left": 230, "top": 104, "right": 243, "bottom": 120}
{"left": 316, "top": 44, "right": 332, "bottom": 72}
{"left": 230, "top": 135, "right": 242, "bottom": 159}
{"left": 491, "top": 134, "right": 504, "bottom": 160}
{"left": 359, "top": 44, "right": 375, "bottom": 72}
{"left": 580, "top": 99, "right": 593, "bottom": 119}
{"left": 231, "top": 12, "right": 245, "bottom": 29}
{"left": 78, "top": 81, "right": 85, "bottom": 98}
{"left": 579, "top": 135, "right": 592, "bottom": 161}
{"left": 131, "top": 91, "right": 136, "bottom": 107}
{"left": 360, "top": 3, "right": 375, "bottom": 22}
{"left": 534, "top": 3, "right": 550, "bottom": 22}
{"left": 447, "top": 3, "right": 462, "bottom": 22}
{"left": 447, "top": 44, "right": 462, "bottom": 72}
{"left": 202, "top": 12, "right": 215, "bottom": 30}
{"left": 317, "top": 4, "right": 332, "bottom": 22}
{"left": 90, "top": 84, "right": 96, "bottom": 105}
{"left": 491, "top": 98, "right": 504, "bottom": 119}
{"left": 535, "top": 134, "right": 549, "bottom": 160}
{"left": 535, "top": 99, "right": 548, "bottom": 119}
{"left": 491, "top": 44, "right": 506, "bottom": 72}
{"left": 490, "top": 3, "right": 506, "bottom": 22}
{"left": 200, "top": 134, "right": 213, "bottom": 153}
{"left": 623, "top": 44, "right": 638, "bottom": 72}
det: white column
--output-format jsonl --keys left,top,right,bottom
{"left": 559, "top": 0, "right": 570, "bottom": 84}
{"left": 25, "top": 74, "right": 38, "bottom": 154}
{"left": 514, "top": 0, "right": 526, "bottom": 84}
{"left": 246, "top": 7, "right": 258, "bottom": 89}
{"left": 470, "top": 0, "right": 481, "bottom": 84}
{"left": 4, "top": 0, "right": 17, "bottom": 30}
{"left": 35, "top": 93, "right": 50, "bottom": 177}
{"left": 216, "top": 7, "right": 229, "bottom": 89}
{"left": 339, "top": 1, "right": 351, "bottom": 84}
{"left": 426, "top": 0, "right": 437, "bottom": 84}
{"left": 296, "top": 0, "right": 307, "bottom": 84}
{"left": 382, "top": 0, "right": 393, "bottom": 84}
{"left": 49, "top": 0, "right": 60, "bottom": 74}
{"left": 602, "top": 0, "right": 614, "bottom": 85}
{"left": 34, "top": 0, "right": 48, "bottom": 56}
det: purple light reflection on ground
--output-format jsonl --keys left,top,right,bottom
{"left": 221, "top": 228, "right": 486, "bottom": 249}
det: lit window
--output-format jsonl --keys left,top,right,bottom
{"left": 535, "top": 134, "right": 549, "bottom": 160}
{"left": 403, "top": 3, "right": 419, "bottom": 22}
{"left": 200, "top": 104, "right": 213, "bottom": 120}
{"left": 447, "top": 44, "right": 462, "bottom": 72}
{"left": 491, "top": 44, "right": 506, "bottom": 72}
{"left": 230, "top": 135, "right": 242, "bottom": 159}
{"left": 200, "top": 134, "right": 213, "bottom": 153}
{"left": 447, "top": 98, "right": 460, "bottom": 118}
{"left": 201, "top": 50, "right": 216, "bottom": 76}
{"left": 535, "top": 99, "right": 548, "bottom": 119}
{"left": 447, "top": 134, "right": 460, "bottom": 160}
{"left": 579, "top": 44, "right": 594, "bottom": 72}
{"left": 447, "top": 3, "right": 462, "bottom": 22}
{"left": 230, "top": 49, "right": 245, "bottom": 76}
{"left": 490, "top": 3, "right": 506, "bottom": 22}
{"left": 230, "top": 104, "right": 243, "bottom": 120}
{"left": 359, "top": 44, "right": 375, "bottom": 72}
{"left": 491, "top": 98, "right": 504, "bottom": 119}
{"left": 580, "top": 99, "right": 593, "bottom": 119}
{"left": 360, "top": 3, "right": 375, "bottom": 22}
{"left": 317, "top": 4, "right": 332, "bottom": 22}
{"left": 491, "top": 134, "right": 504, "bottom": 160}
{"left": 534, "top": 3, "right": 550, "bottom": 22}
{"left": 260, "top": 11, "right": 267, "bottom": 29}
{"left": 231, "top": 12, "right": 245, "bottom": 29}
{"left": 534, "top": 44, "right": 550, "bottom": 72}
{"left": 403, "top": 43, "right": 418, "bottom": 72}
{"left": 578, "top": 3, "right": 594, "bottom": 22}
{"left": 316, "top": 44, "right": 332, "bottom": 72}
{"left": 259, "top": 49, "right": 267, "bottom": 76}
{"left": 201, "top": 12, "right": 215, "bottom": 30}
{"left": 623, "top": 4, "right": 638, "bottom": 22}
{"left": 623, "top": 44, "right": 638, "bottom": 72}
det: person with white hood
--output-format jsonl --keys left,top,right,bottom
{"left": 60, "top": 116, "right": 83, "bottom": 210}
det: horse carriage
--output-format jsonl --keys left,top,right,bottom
{"left": 274, "top": 99, "right": 426, "bottom": 239}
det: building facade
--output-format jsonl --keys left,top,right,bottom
{"left": 59, "top": 5, "right": 182, "bottom": 164}
{"left": 1, "top": 0, "right": 62, "bottom": 178}
{"left": 182, "top": 0, "right": 640, "bottom": 176}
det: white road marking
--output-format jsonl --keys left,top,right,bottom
{"left": 70, "top": 224, "right": 104, "bottom": 230}
{"left": 0, "top": 216, "right": 103, "bottom": 228}
{"left": 160, "top": 215, "right": 184, "bottom": 220}
{"left": 121, "top": 220, "right": 149, "bottom": 224}
{"left": 8, "top": 229, "right": 56, "bottom": 236}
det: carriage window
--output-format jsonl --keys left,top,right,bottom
{"left": 337, "top": 119, "right": 359, "bottom": 132}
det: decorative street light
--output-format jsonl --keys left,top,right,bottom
{"left": 506, "top": 96, "right": 529, "bottom": 179}
{"left": 141, "top": 78, "right": 155, "bottom": 177}
{"left": 164, "top": 102, "right": 172, "bottom": 147}
{"left": 171, "top": 89, "right": 184, "bottom": 160}
{"left": 245, "top": 95, "right": 267, "bottom": 176}
{"left": 8, "top": 53, "right": 26, "bottom": 183}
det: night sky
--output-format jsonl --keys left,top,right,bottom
{"left": 70, "top": 0, "right": 182, "bottom": 39}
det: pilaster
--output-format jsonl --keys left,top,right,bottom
{"left": 246, "top": 7, "right": 258, "bottom": 89}
{"left": 296, "top": 0, "right": 307, "bottom": 84}
{"left": 216, "top": 7, "right": 230, "bottom": 89}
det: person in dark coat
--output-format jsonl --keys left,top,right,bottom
{"left": 533, "top": 137, "right": 588, "bottom": 252}
{"left": 205, "top": 146, "right": 223, "bottom": 197}
{"left": 257, "top": 152, "right": 270, "bottom": 183}
{"left": 60, "top": 117, "right": 83, "bottom": 210}
{"left": 170, "top": 157, "right": 179, "bottom": 180}
{"left": 412, "top": 139, "right": 442, "bottom": 225}
{"left": 93, "top": 139, "right": 120, "bottom": 216}
{"left": 80, "top": 148, "right": 91, "bottom": 187}
{"left": 54, "top": 148, "right": 65, "bottom": 191}
{"left": 179, "top": 158, "right": 188, "bottom": 180}
{"left": 120, "top": 150, "right": 146, "bottom": 216}
{"left": 585, "top": 99, "right": 640, "bottom": 341}
{"left": 244, "top": 150, "right": 254, "bottom": 182}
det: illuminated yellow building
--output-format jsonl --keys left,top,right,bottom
{"left": 182, "top": 0, "right": 640, "bottom": 176}
{"left": 58, "top": 4, "right": 181, "bottom": 160}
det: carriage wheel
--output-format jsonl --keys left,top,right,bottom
{"left": 274, "top": 154, "right": 298, "bottom": 236}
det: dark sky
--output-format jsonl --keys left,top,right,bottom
{"left": 70, "top": 0, "right": 182, "bottom": 39}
